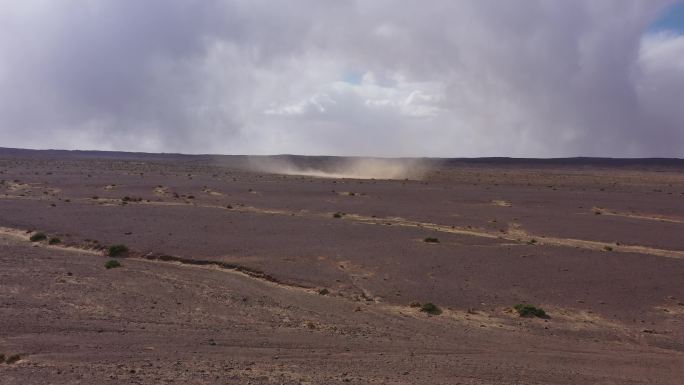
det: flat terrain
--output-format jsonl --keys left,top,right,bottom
{"left": 1, "top": 148, "right": 683, "bottom": 384}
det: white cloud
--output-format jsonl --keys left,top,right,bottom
{"left": 264, "top": 74, "right": 444, "bottom": 119}
{"left": 0, "top": 1, "right": 682, "bottom": 157}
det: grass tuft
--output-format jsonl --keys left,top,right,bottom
{"left": 420, "top": 302, "right": 442, "bottom": 315}
{"left": 105, "top": 259, "right": 122, "bottom": 269}
{"left": 107, "top": 244, "right": 129, "bottom": 257}
{"left": 5, "top": 354, "right": 21, "bottom": 364}
{"left": 29, "top": 232, "right": 47, "bottom": 242}
{"left": 513, "top": 303, "right": 548, "bottom": 318}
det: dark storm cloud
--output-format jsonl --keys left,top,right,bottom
{"left": 0, "top": 1, "right": 682, "bottom": 157}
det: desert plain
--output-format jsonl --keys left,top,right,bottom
{"left": 0, "top": 148, "right": 683, "bottom": 384}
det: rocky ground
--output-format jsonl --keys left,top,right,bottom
{"left": 1, "top": 148, "right": 683, "bottom": 384}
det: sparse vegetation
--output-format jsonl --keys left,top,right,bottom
{"left": 107, "top": 244, "right": 129, "bottom": 257}
{"left": 318, "top": 288, "right": 330, "bottom": 295}
{"left": 527, "top": 239, "right": 537, "bottom": 245}
{"left": 603, "top": 245, "right": 613, "bottom": 252}
{"left": 420, "top": 302, "right": 442, "bottom": 315}
{"left": 48, "top": 237, "right": 61, "bottom": 245}
{"left": 514, "top": 303, "right": 547, "bottom": 318}
{"left": 29, "top": 232, "right": 47, "bottom": 242}
{"left": 105, "top": 259, "right": 122, "bottom": 269}
{"left": 423, "top": 237, "right": 440, "bottom": 243}
{"left": 5, "top": 354, "right": 21, "bottom": 364}
{"left": 0, "top": 353, "right": 4, "bottom": 363}
{"left": 333, "top": 212, "right": 344, "bottom": 219}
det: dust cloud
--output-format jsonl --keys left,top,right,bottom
{"left": 248, "top": 157, "right": 429, "bottom": 180}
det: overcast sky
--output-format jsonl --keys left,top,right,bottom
{"left": 1, "top": 1, "right": 683, "bottom": 157}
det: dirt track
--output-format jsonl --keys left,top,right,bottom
{"left": 1, "top": 149, "right": 683, "bottom": 384}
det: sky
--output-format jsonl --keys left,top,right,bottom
{"left": 0, "top": 0, "right": 683, "bottom": 158}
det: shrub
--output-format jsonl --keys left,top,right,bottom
{"left": 603, "top": 246, "right": 613, "bottom": 252}
{"left": 423, "top": 237, "right": 440, "bottom": 243}
{"left": 333, "top": 212, "right": 344, "bottom": 219}
{"left": 318, "top": 288, "right": 330, "bottom": 295}
{"left": 0, "top": 353, "right": 4, "bottom": 363}
{"left": 48, "top": 237, "right": 61, "bottom": 245}
{"left": 5, "top": 354, "right": 21, "bottom": 364}
{"left": 108, "top": 244, "right": 129, "bottom": 257}
{"left": 420, "top": 302, "right": 442, "bottom": 315}
{"left": 514, "top": 303, "right": 547, "bottom": 318}
{"left": 29, "top": 232, "right": 47, "bottom": 242}
{"left": 105, "top": 260, "right": 122, "bottom": 269}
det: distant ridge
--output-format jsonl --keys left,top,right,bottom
{"left": 1, "top": 147, "right": 683, "bottom": 168}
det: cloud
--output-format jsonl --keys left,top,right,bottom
{"left": 264, "top": 74, "right": 444, "bottom": 118}
{"left": 0, "top": 0, "right": 682, "bottom": 157}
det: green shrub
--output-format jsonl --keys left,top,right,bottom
{"left": 48, "top": 237, "right": 61, "bottom": 245}
{"left": 29, "top": 232, "right": 47, "bottom": 242}
{"left": 420, "top": 302, "right": 442, "bottom": 315}
{"left": 107, "top": 244, "right": 129, "bottom": 257}
{"left": 105, "top": 260, "right": 122, "bottom": 269}
{"left": 514, "top": 303, "right": 547, "bottom": 318}
{"left": 423, "top": 237, "right": 440, "bottom": 243}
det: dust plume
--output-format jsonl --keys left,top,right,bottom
{"left": 247, "top": 156, "right": 429, "bottom": 180}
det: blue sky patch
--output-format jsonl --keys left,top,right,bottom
{"left": 650, "top": 1, "right": 684, "bottom": 33}
{"left": 342, "top": 70, "right": 363, "bottom": 85}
